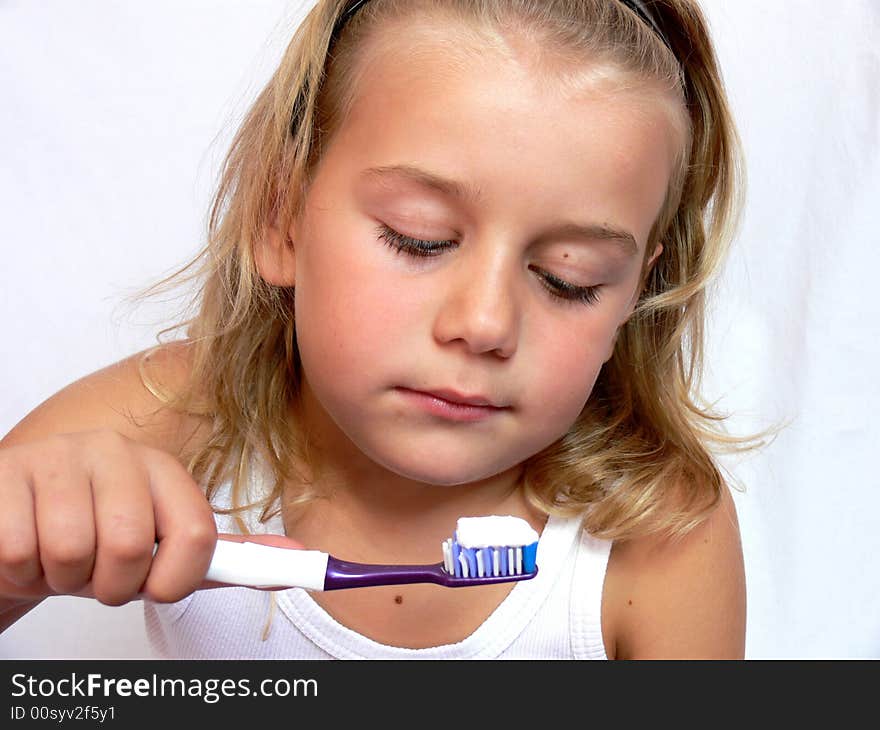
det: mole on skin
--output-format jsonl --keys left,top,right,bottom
{"left": 394, "top": 595, "right": 403, "bottom": 605}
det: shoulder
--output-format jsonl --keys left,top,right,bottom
{"left": 2, "top": 340, "right": 210, "bottom": 463}
{"left": 600, "top": 484, "right": 746, "bottom": 659}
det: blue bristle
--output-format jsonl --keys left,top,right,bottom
{"left": 464, "top": 548, "right": 477, "bottom": 577}
{"left": 523, "top": 541, "right": 538, "bottom": 573}
{"left": 499, "top": 546, "right": 508, "bottom": 575}
{"left": 451, "top": 534, "right": 462, "bottom": 577}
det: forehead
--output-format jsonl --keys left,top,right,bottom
{"left": 321, "top": 16, "right": 684, "bottom": 248}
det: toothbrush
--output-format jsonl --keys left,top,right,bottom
{"left": 203, "top": 515, "right": 540, "bottom": 591}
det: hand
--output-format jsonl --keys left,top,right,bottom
{"left": 0, "top": 429, "right": 219, "bottom": 606}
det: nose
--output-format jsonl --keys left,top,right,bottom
{"left": 431, "top": 244, "right": 520, "bottom": 358}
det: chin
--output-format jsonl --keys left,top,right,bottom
{"left": 381, "top": 460, "right": 491, "bottom": 487}
{"left": 364, "top": 444, "right": 509, "bottom": 487}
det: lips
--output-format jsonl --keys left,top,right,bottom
{"left": 407, "top": 387, "right": 506, "bottom": 409}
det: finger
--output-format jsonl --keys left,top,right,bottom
{"left": 0, "top": 456, "right": 42, "bottom": 588}
{"left": 89, "top": 449, "right": 156, "bottom": 606}
{"left": 141, "top": 449, "right": 217, "bottom": 603}
{"left": 32, "top": 444, "right": 96, "bottom": 595}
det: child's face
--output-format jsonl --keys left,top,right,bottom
{"left": 268, "top": 27, "right": 680, "bottom": 488}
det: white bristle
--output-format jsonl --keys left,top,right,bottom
{"left": 476, "top": 551, "right": 484, "bottom": 577}
{"left": 459, "top": 553, "right": 469, "bottom": 578}
{"left": 507, "top": 547, "right": 514, "bottom": 575}
{"left": 442, "top": 539, "right": 452, "bottom": 573}
{"left": 493, "top": 549, "right": 500, "bottom": 577}
{"left": 515, "top": 546, "right": 522, "bottom": 575}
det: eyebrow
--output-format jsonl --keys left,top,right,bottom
{"left": 361, "top": 164, "right": 639, "bottom": 256}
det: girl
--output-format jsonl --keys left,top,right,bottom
{"left": 0, "top": 0, "right": 749, "bottom": 658}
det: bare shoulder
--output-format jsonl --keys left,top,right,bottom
{"left": 601, "top": 484, "right": 746, "bottom": 659}
{"left": 1, "top": 340, "right": 210, "bottom": 463}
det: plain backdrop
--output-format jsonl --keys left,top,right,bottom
{"left": 1, "top": 0, "right": 878, "bottom": 659}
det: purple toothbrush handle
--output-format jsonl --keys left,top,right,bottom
{"left": 323, "top": 556, "right": 537, "bottom": 590}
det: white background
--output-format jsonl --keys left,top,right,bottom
{"left": 1, "top": 1, "right": 878, "bottom": 659}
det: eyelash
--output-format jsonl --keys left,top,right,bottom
{"left": 375, "top": 224, "right": 601, "bottom": 307}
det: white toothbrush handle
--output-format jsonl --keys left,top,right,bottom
{"left": 204, "top": 539, "right": 330, "bottom": 591}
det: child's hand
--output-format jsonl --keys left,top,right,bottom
{"left": 0, "top": 429, "right": 219, "bottom": 606}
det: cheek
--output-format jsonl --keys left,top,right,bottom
{"left": 553, "top": 338, "right": 602, "bottom": 384}
{"left": 530, "top": 322, "right": 609, "bottom": 416}
{"left": 294, "top": 232, "right": 421, "bottom": 373}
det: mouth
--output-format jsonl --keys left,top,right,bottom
{"left": 408, "top": 387, "right": 507, "bottom": 408}
{"left": 396, "top": 387, "right": 509, "bottom": 423}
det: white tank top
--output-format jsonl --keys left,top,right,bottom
{"left": 144, "top": 461, "right": 612, "bottom": 659}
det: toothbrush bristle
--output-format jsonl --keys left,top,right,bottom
{"left": 436, "top": 516, "right": 539, "bottom": 584}
{"left": 443, "top": 530, "right": 538, "bottom": 579}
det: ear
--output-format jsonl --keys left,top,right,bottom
{"left": 628, "top": 242, "right": 664, "bottom": 312}
{"left": 603, "top": 329, "right": 621, "bottom": 364}
{"left": 604, "top": 243, "right": 664, "bottom": 363}
{"left": 643, "top": 242, "right": 663, "bottom": 285}
{"left": 646, "top": 242, "right": 663, "bottom": 270}
{"left": 254, "top": 219, "right": 297, "bottom": 286}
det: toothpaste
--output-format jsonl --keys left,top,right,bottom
{"left": 455, "top": 515, "right": 539, "bottom": 548}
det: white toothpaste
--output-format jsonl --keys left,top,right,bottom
{"left": 455, "top": 515, "right": 539, "bottom": 548}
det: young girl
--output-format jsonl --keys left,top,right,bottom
{"left": 0, "top": 0, "right": 748, "bottom": 659}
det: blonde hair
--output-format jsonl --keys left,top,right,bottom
{"left": 133, "top": 0, "right": 759, "bottom": 541}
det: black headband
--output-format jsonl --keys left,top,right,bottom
{"left": 332, "top": 0, "right": 674, "bottom": 53}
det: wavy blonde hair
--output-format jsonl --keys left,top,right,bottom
{"left": 133, "top": 0, "right": 758, "bottom": 541}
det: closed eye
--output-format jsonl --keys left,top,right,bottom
{"left": 376, "top": 223, "right": 455, "bottom": 257}
{"left": 375, "top": 223, "right": 602, "bottom": 307}
{"left": 534, "top": 271, "right": 601, "bottom": 306}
